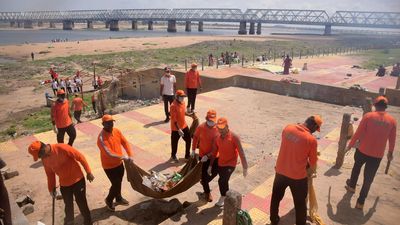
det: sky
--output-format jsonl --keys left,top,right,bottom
{"left": 0, "top": 0, "right": 399, "bottom": 14}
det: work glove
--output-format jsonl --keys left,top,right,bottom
{"left": 52, "top": 125, "right": 58, "bottom": 134}
{"left": 207, "top": 166, "right": 212, "bottom": 176}
{"left": 49, "top": 190, "right": 57, "bottom": 199}
{"left": 200, "top": 155, "right": 209, "bottom": 162}
{"left": 178, "top": 129, "right": 184, "bottom": 137}
{"left": 243, "top": 168, "right": 248, "bottom": 178}
{"left": 122, "top": 156, "right": 134, "bottom": 163}
{"left": 86, "top": 173, "right": 95, "bottom": 183}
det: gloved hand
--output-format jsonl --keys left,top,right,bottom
{"left": 207, "top": 166, "right": 212, "bottom": 176}
{"left": 53, "top": 125, "right": 58, "bottom": 134}
{"left": 122, "top": 156, "right": 134, "bottom": 163}
{"left": 190, "top": 150, "right": 196, "bottom": 158}
{"left": 201, "top": 155, "right": 209, "bottom": 162}
{"left": 243, "top": 168, "right": 248, "bottom": 178}
{"left": 87, "top": 173, "right": 95, "bottom": 183}
{"left": 178, "top": 129, "right": 184, "bottom": 137}
{"left": 50, "top": 189, "right": 57, "bottom": 198}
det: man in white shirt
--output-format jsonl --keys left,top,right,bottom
{"left": 160, "top": 67, "right": 176, "bottom": 123}
{"left": 52, "top": 79, "right": 58, "bottom": 96}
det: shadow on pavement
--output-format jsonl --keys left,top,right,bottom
{"left": 323, "top": 166, "right": 342, "bottom": 177}
{"left": 149, "top": 159, "right": 186, "bottom": 172}
{"left": 144, "top": 120, "right": 166, "bottom": 128}
{"left": 327, "top": 186, "right": 379, "bottom": 225}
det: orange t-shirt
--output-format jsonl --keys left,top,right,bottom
{"left": 348, "top": 111, "right": 397, "bottom": 158}
{"left": 51, "top": 99, "right": 72, "bottom": 129}
{"left": 97, "top": 128, "right": 134, "bottom": 169}
{"left": 275, "top": 124, "right": 318, "bottom": 180}
{"left": 214, "top": 131, "right": 247, "bottom": 168}
{"left": 42, "top": 144, "right": 92, "bottom": 192}
{"left": 185, "top": 69, "right": 201, "bottom": 89}
{"left": 192, "top": 123, "right": 219, "bottom": 157}
{"left": 170, "top": 100, "right": 188, "bottom": 131}
{"left": 72, "top": 97, "right": 84, "bottom": 111}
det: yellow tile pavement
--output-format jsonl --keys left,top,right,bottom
{"left": 0, "top": 140, "right": 19, "bottom": 152}
{"left": 248, "top": 208, "right": 270, "bottom": 225}
{"left": 324, "top": 127, "right": 340, "bottom": 142}
{"left": 251, "top": 176, "right": 275, "bottom": 199}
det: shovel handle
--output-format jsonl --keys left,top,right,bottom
{"left": 385, "top": 160, "right": 391, "bottom": 174}
{"left": 52, "top": 188, "right": 56, "bottom": 225}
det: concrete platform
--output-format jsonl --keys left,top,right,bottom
{"left": 1, "top": 87, "right": 399, "bottom": 225}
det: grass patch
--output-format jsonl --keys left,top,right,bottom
{"left": 22, "top": 107, "right": 53, "bottom": 133}
{"left": 142, "top": 42, "right": 158, "bottom": 46}
{"left": 358, "top": 48, "right": 400, "bottom": 70}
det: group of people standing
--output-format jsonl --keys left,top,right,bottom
{"left": 50, "top": 68, "right": 83, "bottom": 96}
{"left": 23, "top": 61, "right": 397, "bottom": 225}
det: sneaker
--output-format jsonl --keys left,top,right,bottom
{"left": 116, "top": 197, "right": 129, "bottom": 206}
{"left": 345, "top": 179, "right": 355, "bottom": 193}
{"left": 186, "top": 108, "right": 191, "bottom": 113}
{"left": 164, "top": 117, "right": 170, "bottom": 123}
{"left": 105, "top": 199, "right": 115, "bottom": 212}
{"left": 170, "top": 157, "right": 179, "bottom": 163}
{"left": 355, "top": 202, "right": 364, "bottom": 210}
{"left": 215, "top": 196, "right": 225, "bottom": 207}
{"left": 204, "top": 193, "right": 213, "bottom": 202}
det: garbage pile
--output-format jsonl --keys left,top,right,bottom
{"left": 142, "top": 171, "right": 183, "bottom": 192}
{"left": 280, "top": 77, "right": 300, "bottom": 84}
{"left": 349, "top": 84, "right": 367, "bottom": 91}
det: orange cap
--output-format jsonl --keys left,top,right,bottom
{"left": 57, "top": 89, "right": 65, "bottom": 95}
{"left": 217, "top": 117, "right": 228, "bottom": 129}
{"left": 191, "top": 63, "right": 198, "bottom": 67}
{"left": 313, "top": 115, "right": 323, "bottom": 132}
{"left": 28, "top": 141, "right": 42, "bottom": 161}
{"left": 102, "top": 114, "right": 115, "bottom": 122}
{"left": 176, "top": 90, "right": 187, "bottom": 97}
{"left": 374, "top": 96, "right": 388, "bottom": 104}
{"left": 206, "top": 109, "right": 217, "bottom": 122}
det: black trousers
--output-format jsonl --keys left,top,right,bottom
{"left": 74, "top": 110, "right": 82, "bottom": 123}
{"left": 348, "top": 149, "right": 382, "bottom": 204}
{"left": 186, "top": 88, "right": 198, "bottom": 111}
{"left": 60, "top": 178, "right": 92, "bottom": 225}
{"left": 92, "top": 102, "right": 96, "bottom": 113}
{"left": 171, "top": 126, "right": 191, "bottom": 158}
{"left": 201, "top": 158, "right": 219, "bottom": 193}
{"left": 104, "top": 164, "right": 125, "bottom": 203}
{"left": 270, "top": 173, "right": 308, "bottom": 225}
{"left": 67, "top": 87, "right": 72, "bottom": 94}
{"left": 163, "top": 95, "right": 174, "bottom": 118}
{"left": 218, "top": 166, "right": 235, "bottom": 196}
{"left": 57, "top": 124, "right": 76, "bottom": 146}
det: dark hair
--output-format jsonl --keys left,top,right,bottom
{"left": 374, "top": 100, "right": 387, "bottom": 109}
{"left": 305, "top": 116, "right": 318, "bottom": 128}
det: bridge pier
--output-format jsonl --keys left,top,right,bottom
{"left": 24, "top": 20, "right": 33, "bottom": 29}
{"left": 249, "top": 22, "right": 255, "bottom": 35}
{"left": 257, "top": 22, "right": 262, "bottom": 35}
{"left": 148, "top": 21, "right": 153, "bottom": 30}
{"left": 87, "top": 21, "right": 93, "bottom": 29}
{"left": 324, "top": 24, "right": 332, "bottom": 35}
{"left": 105, "top": 21, "right": 110, "bottom": 29}
{"left": 17, "top": 22, "right": 23, "bottom": 28}
{"left": 132, "top": 20, "right": 138, "bottom": 30}
{"left": 38, "top": 21, "right": 43, "bottom": 27}
{"left": 10, "top": 21, "right": 15, "bottom": 27}
{"left": 49, "top": 22, "right": 56, "bottom": 28}
{"left": 238, "top": 21, "right": 247, "bottom": 35}
{"left": 167, "top": 20, "right": 177, "bottom": 32}
{"left": 109, "top": 20, "right": 119, "bottom": 31}
{"left": 198, "top": 21, "right": 203, "bottom": 32}
{"left": 63, "top": 20, "right": 73, "bottom": 30}
{"left": 185, "top": 21, "right": 191, "bottom": 32}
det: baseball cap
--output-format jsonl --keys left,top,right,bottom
{"left": 28, "top": 141, "right": 44, "bottom": 162}
{"left": 191, "top": 63, "right": 198, "bottom": 67}
{"left": 176, "top": 90, "right": 187, "bottom": 97}
{"left": 102, "top": 114, "right": 115, "bottom": 122}
{"left": 313, "top": 115, "right": 323, "bottom": 132}
{"left": 206, "top": 109, "right": 217, "bottom": 122}
{"left": 374, "top": 96, "right": 388, "bottom": 104}
{"left": 217, "top": 117, "right": 228, "bottom": 129}
{"left": 57, "top": 89, "right": 65, "bottom": 95}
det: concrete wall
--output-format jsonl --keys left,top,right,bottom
{"left": 116, "top": 68, "right": 400, "bottom": 107}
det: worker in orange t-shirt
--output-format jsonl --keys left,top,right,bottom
{"left": 71, "top": 94, "right": 87, "bottom": 123}
{"left": 51, "top": 89, "right": 76, "bottom": 146}
{"left": 207, "top": 117, "right": 248, "bottom": 207}
{"left": 170, "top": 90, "right": 192, "bottom": 162}
{"left": 184, "top": 63, "right": 202, "bottom": 113}
{"left": 97, "top": 114, "right": 134, "bottom": 211}
{"left": 270, "top": 115, "right": 321, "bottom": 225}
{"left": 345, "top": 96, "right": 397, "bottom": 209}
{"left": 191, "top": 109, "right": 219, "bottom": 202}
{"left": 28, "top": 141, "right": 94, "bottom": 225}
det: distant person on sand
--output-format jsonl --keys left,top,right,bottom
{"left": 31, "top": 52, "right": 34, "bottom": 61}
{"left": 283, "top": 54, "right": 292, "bottom": 75}
{"left": 160, "top": 67, "right": 176, "bottom": 123}
{"left": 390, "top": 63, "right": 400, "bottom": 77}
{"left": 376, "top": 65, "right": 386, "bottom": 77}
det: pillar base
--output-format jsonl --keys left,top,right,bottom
{"left": 185, "top": 21, "right": 191, "bottom": 32}
{"left": 132, "top": 20, "right": 138, "bottom": 30}
{"left": 10, "top": 21, "right": 15, "bottom": 27}
{"left": 167, "top": 20, "right": 177, "bottom": 33}
{"left": 238, "top": 21, "right": 247, "bottom": 35}
{"left": 148, "top": 21, "right": 153, "bottom": 30}
{"left": 256, "top": 22, "right": 262, "bottom": 35}
{"left": 63, "top": 21, "right": 73, "bottom": 30}
{"left": 49, "top": 22, "right": 56, "bottom": 28}
{"left": 198, "top": 21, "right": 203, "bottom": 32}
{"left": 109, "top": 20, "right": 119, "bottom": 31}
{"left": 38, "top": 21, "right": 43, "bottom": 27}
{"left": 324, "top": 24, "right": 332, "bottom": 36}
{"left": 87, "top": 21, "right": 93, "bottom": 29}
{"left": 24, "top": 21, "right": 33, "bottom": 29}
{"left": 249, "top": 22, "right": 255, "bottom": 35}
